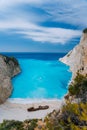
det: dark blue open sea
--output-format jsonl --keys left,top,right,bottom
{"left": 2, "top": 53, "right": 72, "bottom": 100}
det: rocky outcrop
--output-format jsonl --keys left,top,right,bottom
{"left": 0, "top": 54, "right": 21, "bottom": 104}
{"left": 59, "top": 29, "right": 87, "bottom": 79}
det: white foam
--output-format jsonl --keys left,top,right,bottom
{"left": 7, "top": 98, "right": 64, "bottom": 104}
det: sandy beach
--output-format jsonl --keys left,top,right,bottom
{"left": 0, "top": 99, "right": 64, "bottom": 123}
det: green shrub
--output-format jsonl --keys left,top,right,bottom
{"left": 83, "top": 28, "right": 87, "bottom": 33}
{"left": 25, "top": 119, "right": 37, "bottom": 130}
{"left": 68, "top": 73, "right": 87, "bottom": 102}
{"left": 44, "top": 103, "right": 87, "bottom": 130}
{"left": 0, "top": 120, "right": 23, "bottom": 130}
{"left": 0, "top": 119, "right": 38, "bottom": 130}
{"left": 68, "top": 84, "right": 80, "bottom": 96}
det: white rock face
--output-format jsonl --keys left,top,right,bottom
{"left": 59, "top": 32, "right": 87, "bottom": 79}
{"left": 0, "top": 55, "right": 21, "bottom": 104}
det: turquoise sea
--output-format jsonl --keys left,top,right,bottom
{"left": 3, "top": 53, "right": 72, "bottom": 99}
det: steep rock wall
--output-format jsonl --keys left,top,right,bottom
{"left": 59, "top": 30, "right": 87, "bottom": 79}
{"left": 0, "top": 55, "right": 21, "bottom": 104}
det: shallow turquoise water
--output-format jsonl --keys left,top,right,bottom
{"left": 11, "top": 59, "right": 71, "bottom": 99}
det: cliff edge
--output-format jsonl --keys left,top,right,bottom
{"left": 0, "top": 54, "right": 21, "bottom": 104}
{"left": 59, "top": 29, "right": 87, "bottom": 79}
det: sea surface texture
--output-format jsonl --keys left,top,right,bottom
{"left": 2, "top": 53, "right": 72, "bottom": 99}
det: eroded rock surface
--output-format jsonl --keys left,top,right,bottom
{"left": 0, "top": 55, "right": 21, "bottom": 104}
{"left": 60, "top": 30, "right": 87, "bottom": 79}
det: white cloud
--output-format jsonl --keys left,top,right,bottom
{"left": 0, "top": 18, "right": 81, "bottom": 44}
{"left": 43, "top": 0, "right": 87, "bottom": 28}
{"left": 18, "top": 27, "right": 81, "bottom": 44}
{"left": 1, "top": 0, "right": 87, "bottom": 27}
{"left": 0, "top": 0, "right": 85, "bottom": 44}
{"left": 0, "top": 0, "right": 45, "bottom": 11}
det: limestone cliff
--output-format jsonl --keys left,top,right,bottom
{"left": 59, "top": 29, "right": 87, "bottom": 79}
{"left": 0, "top": 54, "right": 21, "bottom": 104}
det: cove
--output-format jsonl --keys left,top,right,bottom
{"left": 9, "top": 53, "right": 72, "bottom": 99}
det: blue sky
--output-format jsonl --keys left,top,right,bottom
{"left": 0, "top": 0, "right": 87, "bottom": 52}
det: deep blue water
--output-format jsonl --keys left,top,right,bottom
{"left": 1, "top": 52, "right": 66, "bottom": 60}
{"left": 1, "top": 53, "right": 72, "bottom": 99}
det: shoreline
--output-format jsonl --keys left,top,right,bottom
{"left": 7, "top": 98, "right": 64, "bottom": 104}
{"left": 0, "top": 98, "right": 64, "bottom": 123}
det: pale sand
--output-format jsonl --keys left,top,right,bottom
{"left": 0, "top": 99, "right": 64, "bottom": 123}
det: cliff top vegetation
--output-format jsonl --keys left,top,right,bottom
{"left": 83, "top": 28, "right": 87, "bottom": 33}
